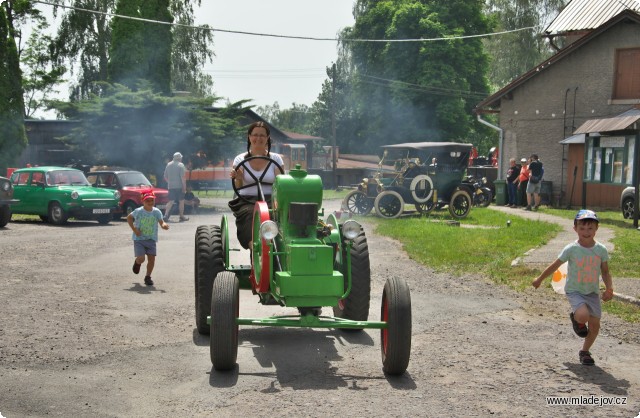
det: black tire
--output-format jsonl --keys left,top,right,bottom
{"left": 477, "top": 189, "right": 492, "bottom": 208}
{"left": 448, "top": 190, "right": 471, "bottom": 219}
{"left": 195, "top": 225, "right": 224, "bottom": 335}
{"left": 343, "top": 190, "right": 373, "bottom": 215}
{"left": 0, "top": 205, "right": 10, "bottom": 227}
{"left": 622, "top": 196, "right": 634, "bottom": 219}
{"left": 415, "top": 200, "right": 435, "bottom": 214}
{"left": 374, "top": 191, "right": 404, "bottom": 219}
{"left": 97, "top": 214, "right": 111, "bottom": 224}
{"left": 124, "top": 201, "right": 137, "bottom": 217}
{"left": 333, "top": 228, "right": 371, "bottom": 329}
{"left": 210, "top": 272, "right": 239, "bottom": 371}
{"left": 381, "top": 277, "right": 412, "bottom": 375}
{"left": 39, "top": 215, "right": 49, "bottom": 222}
{"left": 48, "top": 202, "right": 68, "bottom": 225}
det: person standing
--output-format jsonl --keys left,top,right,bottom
{"left": 526, "top": 154, "right": 543, "bottom": 211}
{"left": 532, "top": 210, "right": 613, "bottom": 366}
{"left": 128, "top": 191, "right": 170, "bottom": 286}
{"left": 163, "top": 152, "right": 189, "bottom": 222}
{"left": 505, "top": 158, "right": 521, "bottom": 208}
{"left": 515, "top": 157, "right": 530, "bottom": 207}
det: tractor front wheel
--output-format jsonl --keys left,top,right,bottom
{"left": 333, "top": 227, "right": 371, "bottom": 329}
{"left": 195, "top": 225, "right": 224, "bottom": 335}
{"left": 380, "top": 277, "right": 411, "bottom": 375}
{"left": 210, "top": 272, "right": 239, "bottom": 371}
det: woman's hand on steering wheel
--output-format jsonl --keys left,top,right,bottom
{"left": 231, "top": 156, "right": 284, "bottom": 203}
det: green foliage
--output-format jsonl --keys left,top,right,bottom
{"left": 0, "top": 3, "right": 27, "bottom": 172}
{"left": 51, "top": 83, "right": 245, "bottom": 180}
{"left": 257, "top": 102, "right": 315, "bottom": 134}
{"left": 21, "top": 19, "right": 66, "bottom": 117}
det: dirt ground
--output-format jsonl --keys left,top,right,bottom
{"left": 0, "top": 199, "right": 639, "bottom": 417}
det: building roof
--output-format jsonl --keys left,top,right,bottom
{"left": 280, "top": 130, "right": 324, "bottom": 141}
{"left": 475, "top": 10, "right": 640, "bottom": 112}
{"left": 574, "top": 107, "right": 640, "bottom": 134}
{"left": 545, "top": 0, "right": 640, "bottom": 36}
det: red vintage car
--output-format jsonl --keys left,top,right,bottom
{"left": 86, "top": 170, "right": 170, "bottom": 218}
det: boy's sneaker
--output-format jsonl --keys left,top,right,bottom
{"left": 579, "top": 350, "right": 595, "bottom": 365}
{"left": 144, "top": 276, "right": 154, "bottom": 286}
{"left": 570, "top": 312, "right": 589, "bottom": 337}
{"left": 132, "top": 261, "right": 141, "bottom": 275}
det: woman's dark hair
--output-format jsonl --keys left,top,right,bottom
{"left": 245, "top": 121, "right": 271, "bottom": 157}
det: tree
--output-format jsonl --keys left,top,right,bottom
{"left": 0, "top": 2, "right": 28, "bottom": 172}
{"left": 107, "top": 0, "right": 173, "bottom": 94}
{"left": 21, "top": 19, "right": 66, "bottom": 118}
{"left": 322, "top": 0, "right": 494, "bottom": 153}
{"left": 483, "top": 0, "right": 567, "bottom": 89}
{"left": 51, "top": 83, "right": 245, "bottom": 180}
{"left": 52, "top": 0, "right": 213, "bottom": 99}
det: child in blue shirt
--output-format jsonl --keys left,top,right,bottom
{"left": 532, "top": 209, "right": 614, "bottom": 366}
{"left": 127, "top": 190, "right": 169, "bottom": 286}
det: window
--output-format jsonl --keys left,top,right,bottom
{"left": 31, "top": 172, "right": 44, "bottom": 186}
{"left": 584, "top": 135, "right": 635, "bottom": 184}
{"left": 613, "top": 48, "right": 640, "bottom": 100}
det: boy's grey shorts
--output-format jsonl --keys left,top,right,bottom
{"left": 134, "top": 239, "right": 157, "bottom": 257}
{"left": 566, "top": 292, "right": 601, "bottom": 318}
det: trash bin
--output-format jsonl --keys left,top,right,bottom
{"left": 540, "top": 180, "right": 552, "bottom": 206}
{"left": 494, "top": 179, "right": 506, "bottom": 206}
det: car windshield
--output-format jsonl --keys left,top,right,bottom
{"left": 117, "top": 172, "right": 151, "bottom": 187}
{"left": 46, "top": 170, "right": 90, "bottom": 186}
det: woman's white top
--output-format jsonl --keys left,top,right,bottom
{"left": 233, "top": 153, "right": 284, "bottom": 197}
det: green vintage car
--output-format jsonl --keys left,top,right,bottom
{"left": 10, "top": 166, "right": 121, "bottom": 225}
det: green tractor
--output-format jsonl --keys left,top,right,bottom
{"left": 194, "top": 156, "right": 412, "bottom": 375}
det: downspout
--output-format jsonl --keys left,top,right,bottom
{"left": 477, "top": 114, "right": 504, "bottom": 180}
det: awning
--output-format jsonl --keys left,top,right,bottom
{"left": 574, "top": 108, "right": 640, "bottom": 134}
{"left": 559, "top": 133, "right": 586, "bottom": 144}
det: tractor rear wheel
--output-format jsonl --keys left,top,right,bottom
{"left": 381, "top": 277, "right": 412, "bottom": 375}
{"left": 210, "top": 272, "right": 239, "bottom": 371}
{"left": 195, "top": 225, "right": 224, "bottom": 335}
{"left": 333, "top": 227, "right": 371, "bottom": 329}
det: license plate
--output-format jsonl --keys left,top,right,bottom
{"left": 93, "top": 208, "right": 111, "bottom": 214}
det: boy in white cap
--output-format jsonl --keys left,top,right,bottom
{"left": 163, "top": 152, "right": 189, "bottom": 222}
{"left": 532, "top": 209, "right": 614, "bottom": 365}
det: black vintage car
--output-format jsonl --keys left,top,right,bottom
{"left": 342, "top": 142, "right": 474, "bottom": 219}
{"left": 0, "top": 176, "right": 19, "bottom": 227}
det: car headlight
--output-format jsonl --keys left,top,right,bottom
{"left": 71, "top": 191, "right": 79, "bottom": 199}
{"left": 260, "top": 220, "right": 279, "bottom": 240}
{"left": 114, "top": 191, "right": 121, "bottom": 200}
{"left": 342, "top": 220, "right": 361, "bottom": 240}
{"left": 482, "top": 177, "right": 488, "bottom": 184}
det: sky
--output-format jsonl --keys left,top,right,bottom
{"left": 196, "top": 1, "right": 356, "bottom": 109}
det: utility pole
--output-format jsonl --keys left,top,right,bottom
{"left": 331, "top": 63, "right": 337, "bottom": 189}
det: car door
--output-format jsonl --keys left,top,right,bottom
{"left": 28, "top": 171, "right": 49, "bottom": 215}
{"left": 10, "top": 171, "right": 32, "bottom": 212}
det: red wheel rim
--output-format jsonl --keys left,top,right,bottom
{"left": 250, "top": 201, "right": 271, "bottom": 293}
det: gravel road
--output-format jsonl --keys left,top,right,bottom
{"left": 0, "top": 200, "right": 638, "bottom": 417}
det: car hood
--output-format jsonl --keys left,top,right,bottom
{"left": 58, "top": 186, "right": 118, "bottom": 198}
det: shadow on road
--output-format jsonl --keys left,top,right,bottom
{"left": 563, "top": 362, "right": 631, "bottom": 396}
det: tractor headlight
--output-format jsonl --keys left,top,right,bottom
{"left": 71, "top": 191, "right": 79, "bottom": 199}
{"left": 260, "top": 220, "right": 279, "bottom": 240}
{"left": 342, "top": 220, "right": 361, "bottom": 240}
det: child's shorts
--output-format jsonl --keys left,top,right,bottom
{"left": 134, "top": 239, "right": 157, "bottom": 257}
{"left": 566, "top": 292, "right": 601, "bottom": 318}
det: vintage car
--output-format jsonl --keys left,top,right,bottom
{"left": 10, "top": 166, "right": 120, "bottom": 225}
{"left": 86, "top": 170, "right": 169, "bottom": 218}
{"left": 343, "top": 142, "right": 474, "bottom": 219}
{"left": 0, "top": 176, "right": 19, "bottom": 227}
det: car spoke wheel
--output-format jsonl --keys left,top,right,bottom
{"left": 195, "top": 225, "right": 224, "bottom": 335}
{"left": 415, "top": 200, "right": 435, "bottom": 214}
{"left": 343, "top": 190, "right": 373, "bottom": 215}
{"left": 374, "top": 191, "right": 404, "bottom": 219}
{"left": 448, "top": 190, "right": 471, "bottom": 219}
{"left": 381, "top": 277, "right": 411, "bottom": 375}
{"left": 48, "top": 202, "right": 68, "bottom": 225}
{"left": 210, "top": 272, "right": 239, "bottom": 371}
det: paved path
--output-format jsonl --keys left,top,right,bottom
{"left": 489, "top": 205, "right": 640, "bottom": 304}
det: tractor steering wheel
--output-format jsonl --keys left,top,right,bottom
{"left": 231, "top": 155, "right": 284, "bottom": 203}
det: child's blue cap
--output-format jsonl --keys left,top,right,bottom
{"left": 575, "top": 209, "right": 599, "bottom": 223}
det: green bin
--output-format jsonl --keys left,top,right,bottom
{"left": 494, "top": 179, "right": 506, "bottom": 206}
